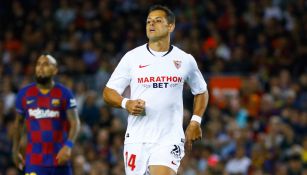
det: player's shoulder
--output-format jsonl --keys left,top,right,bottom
{"left": 124, "top": 44, "right": 148, "bottom": 58}
{"left": 128, "top": 44, "right": 147, "bottom": 53}
{"left": 54, "top": 82, "right": 74, "bottom": 94}
{"left": 117, "top": 44, "right": 148, "bottom": 64}
{"left": 171, "top": 45, "right": 194, "bottom": 60}
{"left": 17, "top": 82, "right": 36, "bottom": 93}
{"left": 54, "top": 82, "right": 72, "bottom": 96}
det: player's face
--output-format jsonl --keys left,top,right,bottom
{"left": 146, "top": 10, "right": 174, "bottom": 42}
{"left": 35, "top": 56, "right": 57, "bottom": 84}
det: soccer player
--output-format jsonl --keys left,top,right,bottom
{"left": 103, "top": 5, "right": 209, "bottom": 175}
{"left": 12, "top": 54, "right": 80, "bottom": 175}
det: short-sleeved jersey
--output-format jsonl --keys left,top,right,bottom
{"left": 106, "top": 44, "right": 207, "bottom": 144}
{"left": 15, "top": 82, "right": 77, "bottom": 167}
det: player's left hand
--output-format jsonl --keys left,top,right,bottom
{"left": 184, "top": 121, "right": 202, "bottom": 153}
{"left": 56, "top": 146, "right": 72, "bottom": 165}
{"left": 126, "top": 99, "right": 146, "bottom": 116}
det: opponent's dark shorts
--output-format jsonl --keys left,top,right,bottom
{"left": 25, "top": 165, "right": 72, "bottom": 175}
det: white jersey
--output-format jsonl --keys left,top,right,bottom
{"left": 106, "top": 44, "right": 207, "bottom": 144}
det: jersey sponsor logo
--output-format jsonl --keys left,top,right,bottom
{"left": 137, "top": 76, "right": 183, "bottom": 89}
{"left": 28, "top": 108, "right": 60, "bottom": 119}
{"left": 173, "top": 60, "right": 182, "bottom": 69}
{"left": 70, "top": 99, "right": 77, "bottom": 107}
{"left": 170, "top": 145, "right": 182, "bottom": 159}
{"left": 137, "top": 76, "right": 182, "bottom": 83}
{"left": 171, "top": 161, "right": 177, "bottom": 166}
{"left": 139, "top": 64, "right": 150, "bottom": 68}
{"left": 51, "top": 99, "right": 60, "bottom": 106}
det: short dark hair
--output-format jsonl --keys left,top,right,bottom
{"left": 149, "top": 5, "right": 175, "bottom": 24}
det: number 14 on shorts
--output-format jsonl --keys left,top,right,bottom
{"left": 125, "top": 151, "right": 136, "bottom": 171}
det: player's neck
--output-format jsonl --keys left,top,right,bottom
{"left": 148, "top": 37, "right": 170, "bottom": 52}
{"left": 37, "top": 81, "right": 55, "bottom": 90}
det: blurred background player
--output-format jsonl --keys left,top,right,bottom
{"left": 103, "top": 5, "right": 209, "bottom": 175}
{"left": 12, "top": 54, "right": 80, "bottom": 175}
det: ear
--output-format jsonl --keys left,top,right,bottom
{"left": 168, "top": 23, "right": 175, "bottom": 33}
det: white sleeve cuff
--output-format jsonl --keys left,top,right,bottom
{"left": 121, "top": 98, "right": 129, "bottom": 109}
{"left": 191, "top": 115, "right": 202, "bottom": 124}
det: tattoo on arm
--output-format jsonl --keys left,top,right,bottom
{"left": 66, "top": 108, "right": 80, "bottom": 142}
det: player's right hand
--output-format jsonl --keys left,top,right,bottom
{"left": 12, "top": 150, "right": 25, "bottom": 170}
{"left": 126, "top": 99, "right": 146, "bottom": 116}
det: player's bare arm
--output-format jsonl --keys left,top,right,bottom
{"left": 56, "top": 108, "right": 80, "bottom": 165}
{"left": 12, "top": 113, "right": 25, "bottom": 170}
{"left": 103, "top": 87, "right": 124, "bottom": 108}
{"left": 66, "top": 108, "right": 80, "bottom": 142}
{"left": 103, "top": 87, "right": 145, "bottom": 116}
{"left": 185, "top": 91, "right": 209, "bottom": 152}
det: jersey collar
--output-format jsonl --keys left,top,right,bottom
{"left": 146, "top": 43, "right": 173, "bottom": 57}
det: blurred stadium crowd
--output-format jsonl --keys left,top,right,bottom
{"left": 0, "top": 0, "right": 307, "bottom": 174}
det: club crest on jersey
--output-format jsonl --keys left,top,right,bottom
{"left": 173, "top": 60, "right": 182, "bottom": 69}
{"left": 51, "top": 99, "right": 60, "bottom": 106}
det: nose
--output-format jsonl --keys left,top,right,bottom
{"left": 36, "top": 65, "right": 44, "bottom": 73}
{"left": 37, "top": 65, "right": 43, "bottom": 71}
{"left": 147, "top": 20, "right": 155, "bottom": 26}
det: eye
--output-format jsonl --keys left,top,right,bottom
{"left": 156, "top": 19, "right": 162, "bottom": 23}
{"left": 41, "top": 62, "right": 49, "bottom": 67}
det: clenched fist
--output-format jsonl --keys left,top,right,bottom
{"left": 125, "top": 99, "right": 146, "bottom": 116}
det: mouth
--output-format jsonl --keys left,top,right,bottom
{"left": 36, "top": 73, "right": 45, "bottom": 77}
{"left": 35, "top": 75, "right": 52, "bottom": 85}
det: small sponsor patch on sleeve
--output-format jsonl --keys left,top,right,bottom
{"left": 70, "top": 99, "right": 77, "bottom": 107}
